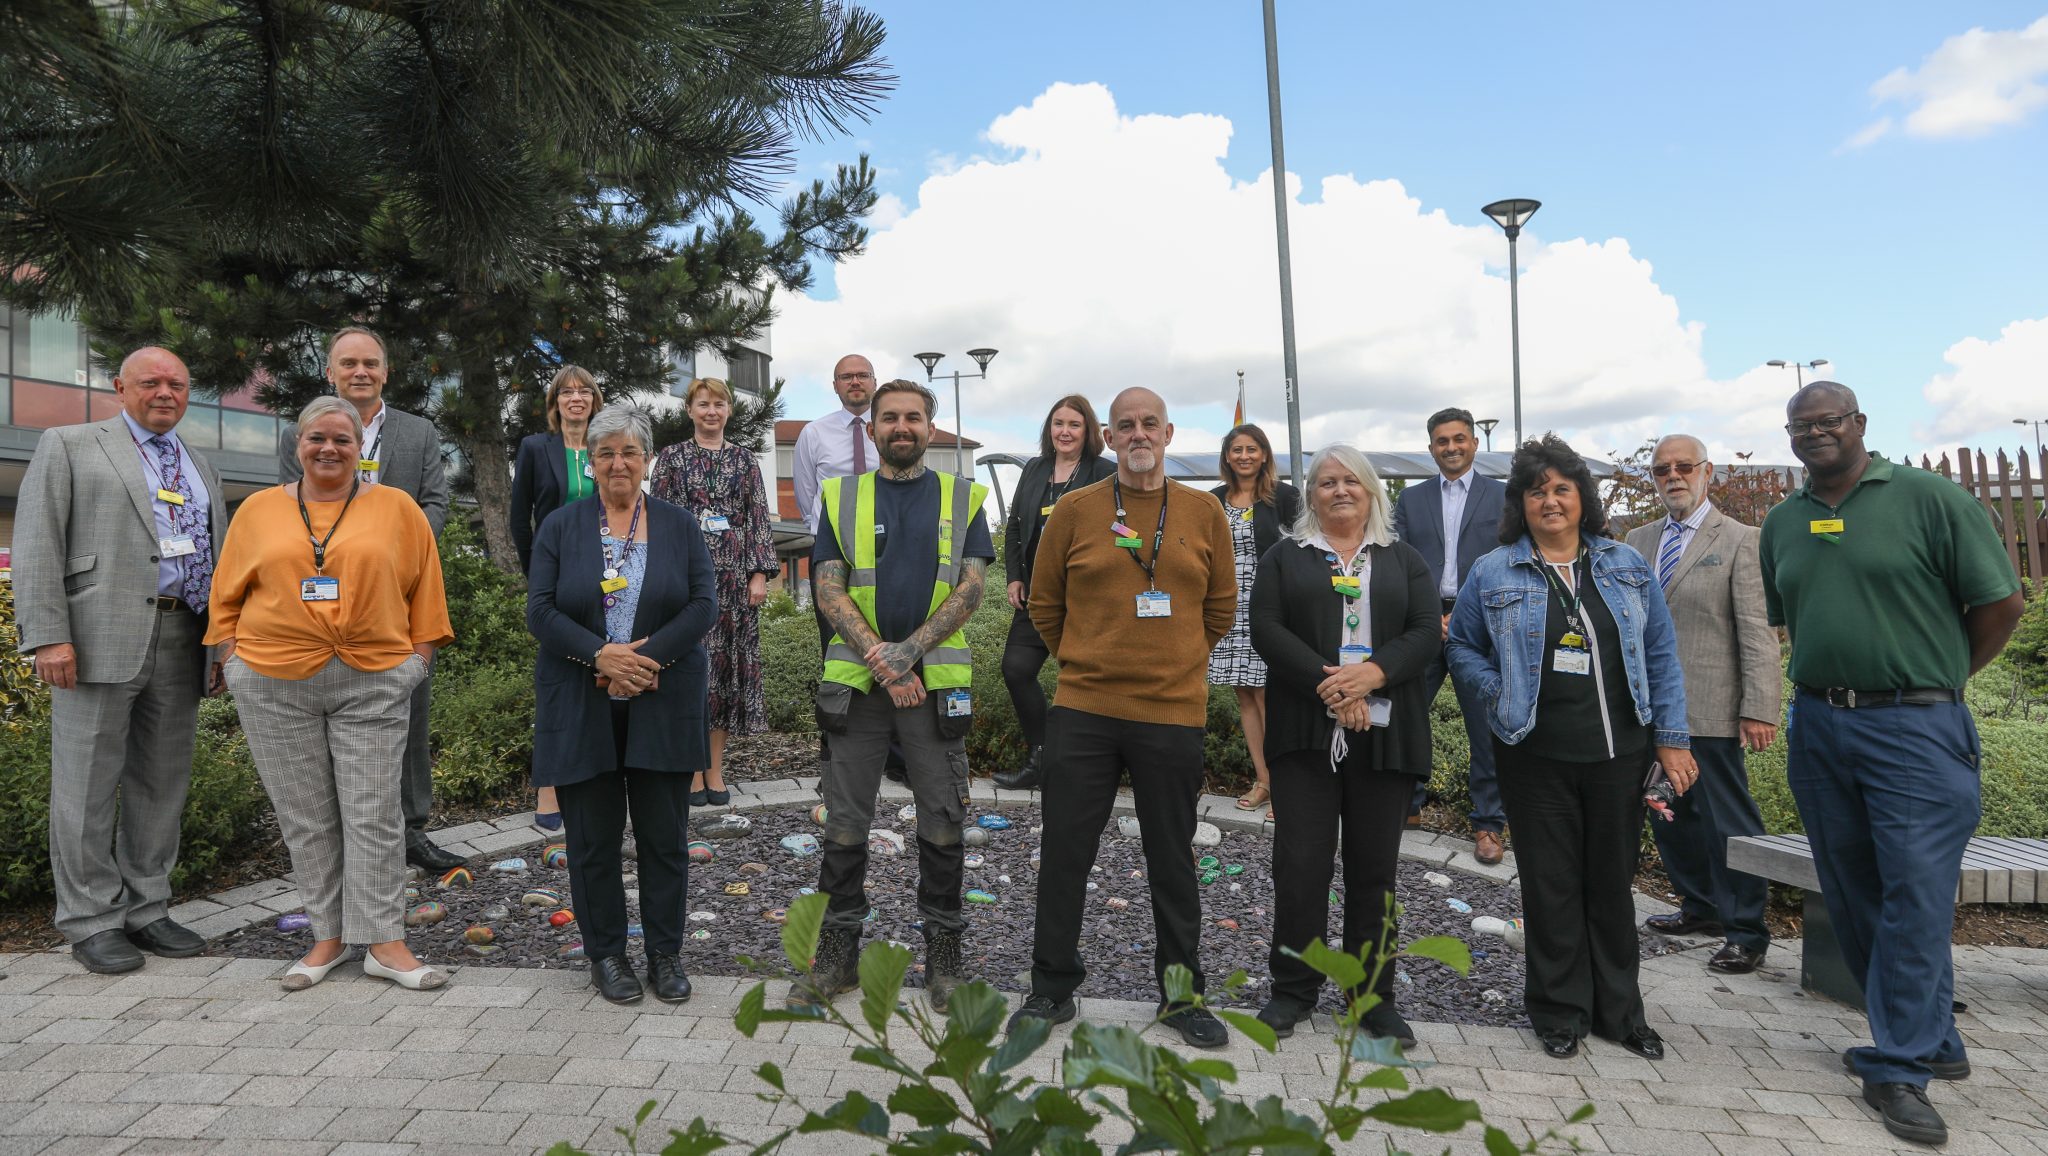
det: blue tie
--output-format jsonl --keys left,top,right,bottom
{"left": 1658, "top": 522, "right": 1685, "bottom": 590}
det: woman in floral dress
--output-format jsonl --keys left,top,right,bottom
{"left": 649, "top": 378, "right": 778, "bottom": 805}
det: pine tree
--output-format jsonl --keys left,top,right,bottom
{"left": 0, "top": 0, "right": 889, "bottom": 567}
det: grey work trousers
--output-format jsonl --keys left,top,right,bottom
{"left": 817, "top": 685, "right": 971, "bottom": 934}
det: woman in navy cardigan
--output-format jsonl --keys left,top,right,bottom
{"left": 527, "top": 406, "right": 716, "bottom": 1007}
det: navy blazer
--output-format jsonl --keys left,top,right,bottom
{"left": 510, "top": 433, "right": 577, "bottom": 573}
{"left": 526, "top": 496, "right": 717, "bottom": 786}
{"left": 1392, "top": 472, "right": 1507, "bottom": 597}
{"left": 1208, "top": 481, "right": 1304, "bottom": 560}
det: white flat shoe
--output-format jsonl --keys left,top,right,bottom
{"left": 281, "top": 951, "right": 350, "bottom": 991}
{"left": 362, "top": 951, "right": 447, "bottom": 990}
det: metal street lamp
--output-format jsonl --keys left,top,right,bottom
{"left": 1476, "top": 417, "right": 1501, "bottom": 452}
{"left": 2017, "top": 417, "right": 2047, "bottom": 467}
{"left": 1767, "top": 358, "right": 1830, "bottom": 388}
{"left": 1482, "top": 198, "right": 1541, "bottom": 447}
{"left": 1261, "top": 0, "right": 1305, "bottom": 494}
{"left": 912, "top": 348, "right": 997, "bottom": 480}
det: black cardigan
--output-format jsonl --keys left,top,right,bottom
{"left": 1210, "top": 481, "right": 1304, "bottom": 560}
{"left": 1004, "top": 454, "right": 1117, "bottom": 589}
{"left": 1249, "top": 537, "right": 1441, "bottom": 774}
{"left": 510, "top": 432, "right": 573, "bottom": 573}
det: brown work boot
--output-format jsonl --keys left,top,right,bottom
{"left": 1473, "top": 830, "right": 1505, "bottom": 866}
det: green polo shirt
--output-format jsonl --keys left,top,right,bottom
{"left": 1759, "top": 455, "right": 2018, "bottom": 691}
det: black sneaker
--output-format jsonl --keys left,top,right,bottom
{"left": 1863, "top": 1082, "right": 1947, "bottom": 1146}
{"left": 1255, "top": 995, "right": 1313, "bottom": 1040}
{"left": 1157, "top": 1003, "right": 1228, "bottom": 1049}
{"left": 1843, "top": 1049, "right": 1970, "bottom": 1082}
{"left": 1005, "top": 994, "right": 1076, "bottom": 1036}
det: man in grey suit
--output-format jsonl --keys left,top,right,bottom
{"left": 1392, "top": 407, "right": 1509, "bottom": 864}
{"left": 277, "top": 326, "right": 460, "bottom": 872}
{"left": 1626, "top": 434, "right": 1781, "bottom": 974}
{"left": 15, "top": 347, "right": 229, "bottom": 973}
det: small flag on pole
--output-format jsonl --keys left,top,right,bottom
{"left": 1233, "top": 370, "right": 1246, "bottom": 427}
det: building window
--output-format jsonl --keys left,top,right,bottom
{"left": 13, "top": 311, "right": 86, "bottom": 386}
{"left": 668, "top": 347, "right": 698, "bottom": 397}
{"left": 729, "top": 348, "right": 770, "bottom": 397}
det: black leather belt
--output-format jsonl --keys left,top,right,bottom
{"left": 144, "top": 595, "right": 192, "bottom": 613}
{"left": 1440, "top": 598, "right": 1458, "bottom": 615}
{"left": 1797, "top": 685, "right": 1962, "bottom": 709}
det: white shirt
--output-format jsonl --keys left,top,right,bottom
{"left": 1657, "top": 499, "right": 1713, "bottom": 584}
{"left": 1437, "top": 471, "right": 1470, "bottom": 598}
{"left": 792, "top": 407, "right": 871, "bottom": 531}
{"left": 358, "top": 402, "right": 388, "bottom": 487}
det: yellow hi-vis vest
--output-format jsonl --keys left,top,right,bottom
{"left": 819, "top": 470, "right": 988, "bottom": 693}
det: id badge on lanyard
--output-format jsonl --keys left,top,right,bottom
{"left": 1135, "top": 590, "right": 1173, "bottom": 618}
{"left": 701, "top": 512, "right": 731, "bottom": 532}
{"left": 1554, "top": 631, "right": 1591, "bottom": 675}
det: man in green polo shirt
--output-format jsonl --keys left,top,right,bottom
{"left": 1760, "top": 381, "right": 2023, "bottom": 1148}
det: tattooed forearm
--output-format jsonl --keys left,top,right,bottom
{"left": 816, "top": 560, "right": 882, "bottom": 654}
{"left": 904, "top": 557, "right": 988, "bottom": 659}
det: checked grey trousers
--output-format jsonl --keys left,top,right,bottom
{"left": 225, "top": 654, "right": 429, "bottom": 944}
{"left": 48, "top": 606, "right": 203, "bottom": 943}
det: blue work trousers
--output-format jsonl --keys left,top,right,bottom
{"left": 1411, "top": 650, "right": 1505, "bottom": 832}
{"left": 1787, "top": 689, "right": 1980, "bottom": 1088}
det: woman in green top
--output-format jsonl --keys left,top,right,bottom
{"left": 511, "top": 365, "right": 606, "bottom": 829}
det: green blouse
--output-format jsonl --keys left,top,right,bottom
{"left": 565, "top": 446, "right": 594, "bottom": 503}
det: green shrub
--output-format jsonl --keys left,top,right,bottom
{"left": 428, "top": 660, "right": 537, "bottom": 803}
{"left": 436, "top": 518, "right": 533, "bottom": 682}
{"left": 2003, "top": 591, "right": 2048, "bottom": 696}
{"left": 761, "top": 609, "right": 821, "bottom": 735}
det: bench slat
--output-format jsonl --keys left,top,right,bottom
{"left": 1725, "top": 835, "right": 2048, "bottom": 905}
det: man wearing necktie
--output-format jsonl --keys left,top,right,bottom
{"left": 14, "top": 347, "right": 231, "bottom": 974}
{"left": 792, "top": 354, "right": 879, "bottom": 770}
{"left": 1624, "top": 434, "right": 1779, "bottom": 975}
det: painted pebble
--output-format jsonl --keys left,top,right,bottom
{"left": 1191, "top": 821, "right": 1222, "bottom": 847}
{"left": 404, "top": 901, "right": 447, "bottom": 927}
{"left": 489, "top": 858, "right": 526, "bottom": 873}
{"left": 542, "top": 843, "right": 568, "bottom": 869}
{"left": 868, "top": 829, "right": 905, "bottom": 856}
{"left": 724, "top": 881, "right": 750, "bottom": 896}
{"left": 961, "top": 827, "right": 989, "bottom": 847}
{"left": 696, "top": 813, "right": 752, "bottom": 840}
{"left": 688, "top": 910, "right": 717, "bottom": 922}
{"left": 439, "top": 866, "right": 473, "bottom": 888}
{"left": 1116, "top": 816, "right": 1142, "bottom": 837}
{"left": 549, "top": 909, "right": 576, "bottom": 928}
{"left": 780, "top": 833, "right": 819, "bottom": 856}
{"left": 687, "top": 840, "right": 714, "bottom": 864}
{"left": 739, "top": 861, "right": 769, "bottom": 874}
{"left": 464, "top": 943, "right": 500, "bottom": 957}
{"left": 977, "top": 815, "right": 1011, "bottom": 830}
{"left": 462, "top": 926, "right": 495, "bottom": 945}
{"left": 559, "top": 942, "right": 586, "bottom": 960}
{"left": 811, "top": 803, "right": 830, "bottom": 825}
{"left": 276, "top": 913, "right": 311, "bottom": 932}
{"left": 764, "top": 908, "right": 787, "bottom": 925}
{"left": 965, "top": 889, "right": 997, "bottom": 904}
{"left": 963, "top": 853, "right": 985, "bottom": 869}
{"left": 522, "top": 888, "right": 564, "bottom": 907}
{"left": 480, "top": 904, "right": 509, "bottom": 922}
{"left": 691, "top": 929, "right": 712, "bottom": 940}
{"left": 1105, "top": 897, "right": 1130, "bottom": 911}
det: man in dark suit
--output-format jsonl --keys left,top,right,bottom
{"left": 15, "top": 347, "right": 229, "bottom": 973}
{"left": 1391, "top": 407, "right": 1509, "bottom": 864}
{"left": 277, "top": 326, "right": 458, "bottom": 872}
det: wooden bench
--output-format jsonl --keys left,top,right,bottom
{"left": 1727, "top": 834, "right": 2048, "bottom": 1009}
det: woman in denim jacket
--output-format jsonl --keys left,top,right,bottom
{"left": 1446, "top": 434, "right": 1698, "bottom": 1062}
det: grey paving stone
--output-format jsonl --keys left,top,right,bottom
{"left": 324, "top": 1107, "right": 418, "bottom": 1144}
{"left": 465, "top": 828, "right": 542, "bottom": 856}
{"left": 429, "top": 821, "right": 498, "bottom": 846}
{"left": 13, "top": 1100, "right": 154, "bottom": 1135}
{"left": 115, "top": 1072, "right": 253, "bottom": 1105}
{"left": 166, "top": 900, "right": 230, "bottom": 925}
{"left": 208, "top": 880, "right": 293, "bottom": 908}
{"left": 394, "top": 1108, "right": 526, "bottom": 1146}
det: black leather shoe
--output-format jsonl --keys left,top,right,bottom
{"left": 1644, "top": 912, "right": 1723, "bottom": 937}
{"left": 1157, "top": 1003, "right": 1228, "bottom": 1049}
{"left": 1707, "top": 943, "right": 1766, "bottom": 974}
{"left": 1614, "top": 1026, "right": 1665, "bottom": 1061}
{"left": 993, "top": 747, "right": 1044, "bottom": 791}
{"left": 128, "top": 918, "right": 205, "bottom": 958}
{"left": 71, "top": 929, "right": 144, "bottom": 975}
{"left": 592, "top": 956, "right": 644, "bottom": 1005}
{"left": 405, "top": 833, "right": 465, "bottom": 872}
{"left": 647, "top": 952, "right": 692, "bottom": 1004}
{"left": 1843, "top": 1049, "right": 1970, "bottom": 1082}
{"left": 1255, "top": 995, "right": 1313, "bottom": 1040}
{"left": 1538, "top": 1030, "right": 1579, "bottom": 1059}
{"left": 1863, "top": 1082, "right": 1947, "bottom": 1146}
{"left": 1362, "top": 1002, "right": 1417, "bottom": 1049}
{"left": 1006, "top": 994, "right": 1077, "bottom": 1036}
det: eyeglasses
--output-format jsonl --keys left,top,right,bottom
{"left": 557, "top": 388, "right": 596, "bottom": 399}
{"left": 592, "top": 448, "right": 646, "bottom": 464}
{"left": 1785, "top": 412, "right": 1859, "bottom": 437}
{"left": 1650, "top": 461, "right": 1701, "bottom": 478}
{"left": 835, "top": 372, "right": 874, "bottom": 382}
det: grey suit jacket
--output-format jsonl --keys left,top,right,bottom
{"left": 279, "top": 403, "right": 448, "bottom": 536}
{"left": 13, "top": 417, "right": 229, "bottom": 686}
{"left": 1392, "top": 472, "right": 1508, "bottom": 597}
{"left": 1625, "top": 506, "right": 1781, "bottom": 738}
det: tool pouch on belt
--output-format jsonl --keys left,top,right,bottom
{"left": 815, "top": 681, "right": 854, "bottom": 735}
{"left": 933, "top": 687, "right": 974, "bottom": 740}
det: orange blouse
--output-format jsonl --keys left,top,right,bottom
{"left": 205, "top": 485, "right": 455, "bottom": 679}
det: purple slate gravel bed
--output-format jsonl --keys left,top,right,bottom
{"left": 209, "top": 803, "right": 1682, "bottom": 1027}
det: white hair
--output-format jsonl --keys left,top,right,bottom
{"left": 1289, "top": 444, "right": 1395, "bottom": 547}
{"left": 587, "top": 404, "right": 653, "bottom": 455}
{"left": 297, "top": 395, "right": 364, "bottom": 442}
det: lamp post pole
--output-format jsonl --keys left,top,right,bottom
{"left": 2017, "top": 418, "right": 2047, "bottom": 468}
{"left": 1261, "top": 0, "right": 1305, "bottom": 494}
{"left": 913, "top": 349, "right": 998, "bottom": 480}
{"left": 1482, "top": 199, "right": 1541, "bottom": 449}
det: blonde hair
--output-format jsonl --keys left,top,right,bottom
{"left": 685, "top": 377, "right": 733, "bottom": 407}
{"left": 1290, "top": 444, "right": 1395, "bottom": 547}
{"left": 545, "top": 365, "right": 603, "bottom": 433}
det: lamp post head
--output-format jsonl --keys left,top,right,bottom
{"left": 1476, "top": 418, "right": 1500, "bottom": 434}
{"left": 967, "top": 347, "right": 998, "bottom": 372}
{"left": 1482, "top": 198, "right": 1541, "bottom": 240}
{"left": 1809, "top": 358, "right": 1830, "bottom": 369}
{"left": 1767, "top": 360, "right": 1789, "bottom": 368}
{"left": 913, "top": 352, "right": 944, "bottom": 378}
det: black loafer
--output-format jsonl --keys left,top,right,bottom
{"left": 1006, "top": 994, "right": 1077, "bottom": 1036}
{"left": 1707, "top": 943, "right": 1766, "bottom": 975}
{"left": 647, "top": 952, "right": 692, "bottom": 1004}
{"left": 1255, "top": 995, "right": 1313, "bottom": 1040}
{"left": 128, "top": 918, "right": 205, "bottom": 958}
{"left": 1538, "top": 1030, "right": 1579, "bottom": 1059}
{"left": 1843, "top": 1049, "right": 1970, "bottom": 1082}
{"left": 1157, "top": 1003, "right": 1228, "bottom": 1049}
{"left": 405, "top": 833, "right": 465, "bottom": 872}
{"left": 1614, "top": 1026, "right": 1665, "bottom": 1061}
{"left": 1362, "top": 1002, "right": 1417, "bottom": 1049}
{"left": 1643, "top": 912, "right": 1723, "bottom": 937}
{"left": 592, "top": 956, "right": 644, "bottom": 1005}
{"left": 1863, "top": 1082, "right": 1947, "bottom": 1146}
{"left": 71, "top": 929, "right": 144, "bottom": 975}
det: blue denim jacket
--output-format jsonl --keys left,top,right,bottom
{"left": 1445, "top": 533, "right": 1691, "bottom": 751}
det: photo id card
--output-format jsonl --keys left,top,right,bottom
{"left": 945, "top": 689, "right": 973, "bottom": 718}
{"left": 1135, "top": 591, "right": 1172, "bottom": 618}
{"left": 1338, "top": 643, "right": 1372, "bottom": 666}
{"left": 300, "top": 576, "right": 340, "bottom": 602}
{"left": 1553, "top": 647, "right": 1591, "bottom": 675}
{"left": 159, "top": 534, "right": 197, "bottom": 559}
{"left": 700, "top": 513, "right": 731, "bottom": 532}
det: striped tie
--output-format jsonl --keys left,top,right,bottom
{"left": 1658, "top": 523, "right": 1684, "bottom": 590}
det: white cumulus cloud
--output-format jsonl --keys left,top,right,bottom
{"left": 778, "top": 82, "right": 1807, "bottom": 471}
{"left": 1849, "top": 15, "right": 2048, "bottom": 146}
{"left": 1918, "top": 315, "right": 2048, "bottom": 458}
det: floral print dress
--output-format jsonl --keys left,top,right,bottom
{"left": 649, "top": 440, "right": 779, "bottom": 734}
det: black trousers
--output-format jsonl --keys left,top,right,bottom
{"left": 1268, "top": 747, "right": 1416, "bottom": 1005}
{"left": 1649, "top": 735, "right": 1769, "bottom": 952}
{"left": 1000, "top": 609, "right": 1052, "bottom": 752}
{"left": 1031, "top": 706, "right": 1206, "bottom": 1003}
{"left": 556, "top": 702, "right": 692, "bottom": 960}
{"left": 1494, "top": 737, "right": 1650, "bottom": 1041}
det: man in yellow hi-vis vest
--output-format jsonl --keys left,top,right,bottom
{"left": 794, "top": 379, "right": 993, "bottom": 1013}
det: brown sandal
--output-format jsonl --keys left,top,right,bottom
{"left": 1235, "top": 782, "right": 1271, "bottom": 810}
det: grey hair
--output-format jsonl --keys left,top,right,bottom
{"left": 586, "top": 404, "right": 653, "bottom": 455}
{"left": 1288, "top": 444, "right": 1395, "bottom": 548}
{"left": 297, "top": 395, "right": 364, "bottom": 443}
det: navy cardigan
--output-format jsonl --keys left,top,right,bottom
{"left": 526, "top": 496, "right": 717, "bottom": 786}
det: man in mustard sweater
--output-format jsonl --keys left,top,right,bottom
{"left": 1008, "top": 387, "right": 1237, "bottom": 1047}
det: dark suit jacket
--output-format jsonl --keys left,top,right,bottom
{"left": 1249, "top": 537, "right": 1441, "bottom": 773}
{"left": 526, "top": 496, "right": 717, "bottom": 786}
{"left": 280, "top": 404, "right": 449, "bottom": 536}
{"left": 510, "top": 433, "right": 575, "bottom": 573}
{"left": 1392, "top": 472, "right": 1507, "bottom": 597}
{"left": 1209, "top": 481, "right": 1304, "bottom": 560}
{"left": 1004, "top": 454, "right": 1116, "bottom": 589}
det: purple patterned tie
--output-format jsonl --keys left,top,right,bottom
{"left": 151, "top": 435, "right": 213, "bottom": 613}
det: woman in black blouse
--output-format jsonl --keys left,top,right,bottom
{"left": 992, "top": 394, "right": 1115, "bottom": 790}
{"left": 1249, "top": 444, "right": 1439, "bottom": 1046}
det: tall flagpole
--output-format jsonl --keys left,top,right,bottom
{"left": 1261, "top": 0, "right": 1305, "bottom": 494}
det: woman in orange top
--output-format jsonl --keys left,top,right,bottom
{"left": 207, "top": 396, "right": 455, "bottom": 992}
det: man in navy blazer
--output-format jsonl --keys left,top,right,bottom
{"left": 1391, "top": 407, "right": 1509, "bottom": 864}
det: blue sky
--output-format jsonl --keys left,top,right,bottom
{"left": 771, "top": 2, "right": 2048, "bottom": 467}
